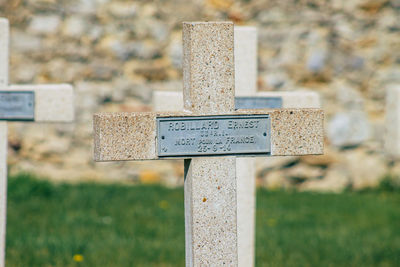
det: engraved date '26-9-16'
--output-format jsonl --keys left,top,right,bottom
{"left": 157, "top": 115, "right": 271, "bottom": 157}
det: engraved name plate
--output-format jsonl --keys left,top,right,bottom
{"left": 235, "top": 96, "right": 282, "bottom": 109}
{"left": 157, "top": 115, "right": 271, "bottom": 157}
{"left": 0, "top": 91, "right": 35, "bottom": 121}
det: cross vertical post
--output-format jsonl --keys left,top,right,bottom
{"left": 0, "top": 18, "right": 74, "bottom": 267}
{"left": 0, "top": 19, "right": 8, "bottom": 86}
{"left": 153, "top": 25, "right": 322, "bottom": 267}
{"left": 154, "top": 25, "right": 258, "bottom": 266}
{"left": 0, "top": 18, "right": 9, "bottom": 267}
{"left": 182, "top": 22, "right": 238, "bottom": 266}
{"left": 0, "top": 122, "right": 5, "bottom": 267}
{"left": 234, "top": 26, "right": 257, "bottom": 267}
{"left": 153, "top": 25, "right": 257, "bottom": 266}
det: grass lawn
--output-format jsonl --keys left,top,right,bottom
{"left": 5, "top": 174, "right": 400, "bottom": 266}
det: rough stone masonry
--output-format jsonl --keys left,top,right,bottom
{"left": 1, "top": 0, "right": 398, "bottom": 191}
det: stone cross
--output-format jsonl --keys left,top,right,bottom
{"left": 94, "top": 22, "right": 323, "bottom": 266}
{"left": 153, "top": 26, "right": 321, "bottom": 267}
{"left": 0, "top": 18, "right": 74, "bottom": 267}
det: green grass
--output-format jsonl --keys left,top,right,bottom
{"left": 6, "top": 174, "right": 400, "bottom": 267}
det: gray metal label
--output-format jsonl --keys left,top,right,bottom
{"left": 0, "top": 91, "right": 35, "bottom": 121}
{"left": 235, "top": 96, "right": 282, "bottom": 109}
{"left": 157, "top": 115, "right": 271, "bottom": 157}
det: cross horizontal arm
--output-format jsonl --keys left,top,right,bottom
{"left": 253, "top": 91, "right": 320, "bottom": 108}
{"left": 3, "top": 84, "right": 74, "bottom": 122}
{"left": 93, "top": 109, "right": 324, "bottom": 161}
{"left": 153, "top": 90, "right": 321, "bottom": 111}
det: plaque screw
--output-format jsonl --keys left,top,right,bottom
{"left": 263, "top": 132, "right": 267, "bottom": 136}
{"left": 161, "top": 136, "right": 165, "bottom": 140}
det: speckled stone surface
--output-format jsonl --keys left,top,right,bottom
{"left": 94, "top": 22, "right": 324, "bottom": 267}
{"left": 7, "top": 84, "right": 74, "bottom": 122}
{"left": 183, "top": 22, "right": 238, "bottom": 266}
{"left": 385, "top": 85, "right": 400, "bottom": 158}
{"left": 152, "top": 90, "right": 321, "bottom": 267}
{"left": 153, "top": 26, "right": 258, "bottom": 113}
{"left": 269, "top": 109, "right": 324, "bottom": 155}
{"left": 184, "top": 157, "right": 237, "bottom": 266}
{"left": 93, "top": 112, "right": 158, "bottom": 161}
{"left": 94, "top": 109, "right": 328, "bottom": 162}
{"left": 93, "top": 109, "right": 324, "bottom": 161}
{"left": 154, "top": 26, "right": 257, "bottom": 265}
{"left": 153, "top": 89, "right": 242, "bottom": 265}
{"left": 182, "top": 22, "right": 234, "bottom": 114}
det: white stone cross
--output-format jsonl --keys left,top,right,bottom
{"left": 94, "top": 22, "right": 323, "bottom": 266}
{"left": 153, "top": 26, "right": 321, "bottom": 267}
{"left": 0, "top": 18, "right": 74, "bottom": 267}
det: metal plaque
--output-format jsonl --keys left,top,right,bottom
{"left": 235, "top": 96, "right": 282, "bottom": 109}
{"left": 157, "top": 115, "right": 271, "bottom": 157}
{"left": 0, "top": 91, "right": 35, "bottom": 121}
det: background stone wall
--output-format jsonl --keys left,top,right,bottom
{"left": 1, "top": 0, "right": 399, "bottom": 191}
